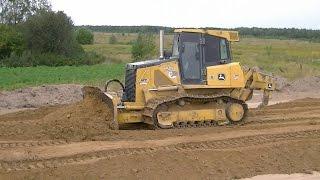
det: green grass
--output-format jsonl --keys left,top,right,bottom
{"left": 86, "top": 33, "right": 320, "bottom": 80}
{"left": 0, "top": 64, "right": 125, "bottom": 90}
{"left": 93, "top": 32, "right": 137, "bottom": 45}
{"left": 233, "top": 38, "right": 320, "bottom": 79}
{"left": 83, "top": 44, "right": 132, "bottom": 63}
{"left": 1, "top": 32, "right": 320, "bottom": 90}
{"left": 83, "top": 32, "right": 174, "bottom": 63}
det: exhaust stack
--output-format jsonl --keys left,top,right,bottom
{"left": 159, "top": 30, "right": 164, "bottom": 59}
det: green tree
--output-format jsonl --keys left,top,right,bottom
{"left": 0, "top": 24, "right": 25, "bottom": 59}
{"left": 75, "top": 28, "right": 94, "bottom": 45}
{"left": 131, "top": 33, "right": 156, "bottom": 61}
{"left": 0, "top": 0, "right": 51, "bottom": 24}
{"left": 23, "top": 10, "right": 83, "bottom": 57}
{"left": 109, "top": 34, "right": 117, "bottom": 44}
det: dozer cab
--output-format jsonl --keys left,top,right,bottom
{"left": 83, "top": 29, "right": 275, "bottom": 129}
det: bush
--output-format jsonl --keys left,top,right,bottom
{"left": 0, "top": 24, "right": 25, "bottom": 59}
{"left": 75, "top": 28, "right": 94, "bottom": 45}
{"left": 131, "top": 33, "right": 156, "bottom": 61}
{"left": 109, "top": 34, "right": 117, "bottom": 44}
{"left": 0, "top": 10, "right": 106, "bottom": 67}
{"left": 23, "top": 10, "right": 83, "bottom": 57}
{"left": 0, "top": 51, "right": 104, "bottom": 67}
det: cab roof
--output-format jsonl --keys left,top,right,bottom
{"left": 174, "top": 29, "right": 239, "bottom": 42}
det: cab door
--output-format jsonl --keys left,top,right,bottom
{"left": 179, "top": 33, "right": 203, "bottom": 84}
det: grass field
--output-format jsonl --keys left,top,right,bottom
{"left": 233, "top": 38, "right": 320, "bottom": 79}
{"left": 1, "top": 32, "right": 320, "bottom": 90}
{"left": 83, "top": 44, "right": 131, "bottom": 63}
{"left": 84, "top": 33, "right": 320, "bottom": 79}
{"left": 0, "top": 64, "right": 125, "bottom": 90}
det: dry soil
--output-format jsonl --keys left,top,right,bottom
{"left": 0, "top": 98, "right": 319, "bottom": 179}
{"left": 1, "top": 77, "right": 320, "bottom": 179}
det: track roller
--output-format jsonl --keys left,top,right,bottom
{"left": 226, "top": 101, "right": 247, "bottom": 124}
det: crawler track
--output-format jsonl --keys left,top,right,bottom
{"left": 144, "top": 95, "right": 248, "bottom": 129}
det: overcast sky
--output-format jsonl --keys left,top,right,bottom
{"left": 51, "top": 0, "right": 320, "bottom": 29}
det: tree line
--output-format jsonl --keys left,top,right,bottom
{"left": 235, "top": 27, "right": 320, "bottom": 41}
{"left": 81, "top": 25, "right": 320, "bottom": 42}
{"left": 80, "top": 25, "right": 174, "bottom": 34}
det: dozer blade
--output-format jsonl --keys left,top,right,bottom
{"left": 81, "top": 86, "right": 119, "bottom": 130}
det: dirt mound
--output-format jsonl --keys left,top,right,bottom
{"left": 0, "top": 84, "right": 83, "bottom": 110}
{"left": 275, "top": 76, "right": 320, "bottom": 93}
{"left": 0, "top": 86, "right": 117, "bottom": 141}
{"left": 274, "top": 76, "right": 289, "bottom": 90}
{"left": 39, "top": 86, "right": 116, "bottom": 141}
{"left": 284, "top": 76, "right": 320, "bottom": 92}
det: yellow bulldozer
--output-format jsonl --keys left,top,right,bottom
{"left": 84, "top": 29, "right": 275, "bottom": 129}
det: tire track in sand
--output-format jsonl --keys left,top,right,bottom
{"left": 0, "top": 124, "right": 319, "bottom": 171}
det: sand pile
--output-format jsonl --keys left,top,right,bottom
{"left": 284, "top": 76, "right": 320, "bottom": 92}
{"left": 271, "top": 76, "right": 320, "bottom": 92}
{"left": 39, "top": 86, "right": 117, "bottom": 141}
{"left": 0, "top": 84, "right": 83, "bottom": 110}
{"left": 274, "top": 76, "right": 289, "bottom": 90}
{"left": 0, "top": 86, "right": 118, "bottom": 141}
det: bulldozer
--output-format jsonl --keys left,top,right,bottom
{"left": 84, "top": 29, "right": 275, "bottom": 130}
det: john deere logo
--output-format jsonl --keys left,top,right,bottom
{"left": 218, "top": 74, "right": 225, "bottom": 81}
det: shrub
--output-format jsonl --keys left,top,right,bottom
{"left": 0, "top": 10, "right": 106, "bottom": 67}
{"left": 109, "top": 34, "right": 117, "bottom": 44}
{"left": 75, "top": 28, "right": 94, "bottom": 45}
{"left": 131, "top": 33, "right": 156, "bottom": 61}
{"left": 0, "top": 51, "right": 104, "bottom": 67}
{"left": 0, "top": 24, "right": 25, "bottom": 59}
{"left": 23, "top": 10, "right": 83, "bottom": 57}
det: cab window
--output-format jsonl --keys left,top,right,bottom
{"left": 172, "top": 34, "right": 179, "bottom": 58}
{"left": 204, "top": 35, "right": 220, "bottom": 65}
{"left": 204, "top": 35, "right": 230, "bottom": 65}
{"left": 220, "top": 39, "right": 228, "bottom": 60}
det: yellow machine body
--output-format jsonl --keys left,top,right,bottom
{"left": 116, "top": 61, "right": 274, "bottom": 126}
{"left": 92, "top": 29, "right": 275, "bottom": 129}
{"left": 206, "top": 63, "right": 245, "bottom": 88}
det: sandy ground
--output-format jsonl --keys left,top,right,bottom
{"left": 0, "top": 84, "right": 83, "bottom": 115}
{"left": 248, "top": 76, "right": 320, "bottom": 107}
{"left": 243, "top": 172, "right": 320, "bottom": 180}
{"left": 0, "top": 98, "right": 319, "bottom": 179}
{"left": 0, "top": 76, "right": 320, "bottom": 179}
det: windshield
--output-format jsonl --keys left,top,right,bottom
{"left": 220, "top": 39, "right": 228, "bottom": 60}
{"left": 172, "top": 34, "right": 179, "bottom": 57}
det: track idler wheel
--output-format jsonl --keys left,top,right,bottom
{"left": 226, "top": 102, "right": 246, "bottom": 124}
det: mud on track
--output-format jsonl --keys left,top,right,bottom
{"left": 0, "top": 98, "right": 320, "bottom": 179}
